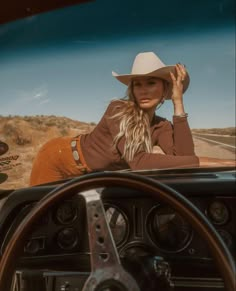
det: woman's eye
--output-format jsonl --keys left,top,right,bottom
{"left": 133, "top": 83, "right": 141, "bottom": 87}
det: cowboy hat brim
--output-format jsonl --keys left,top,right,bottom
{"left": 112, "top": 65, "right": 190, "bottom": 100}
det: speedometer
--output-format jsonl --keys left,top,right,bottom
{"left": 147, "top": 205, "right": 193, "bottom": 253}
{"left": 54, "top": 201, "right": 78, "bottom": 225}
{"left": 104, "top": 204, "right": 129, "bottom": 247}
{"left": 206, "top": 201, "right": 229, "bottom": 225}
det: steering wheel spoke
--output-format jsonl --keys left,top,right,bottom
{"left": 80, "top": 189, "right": 139, "bottom": 291}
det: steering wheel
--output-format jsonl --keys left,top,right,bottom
{"left": 0, "top": 172, "right": 235, "bottom": 291}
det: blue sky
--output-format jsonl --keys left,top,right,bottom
{"left": 0, "top": 0, "right": 235, "bottom": 129}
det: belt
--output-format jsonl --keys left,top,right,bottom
{"left": 71, "top": 139, "right": 88, "bottom": 173}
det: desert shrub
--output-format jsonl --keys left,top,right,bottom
{"left": 60, "top": 127, "right": 69, "bottom": 136}
{"left": 3, "top": 123, "right": 32, "bottom": 145}
{"left": 15, "top": 135, "right": 32, "bottom": 145}
{"left": 45, "top": 120, "right": 57, "bottom": 127}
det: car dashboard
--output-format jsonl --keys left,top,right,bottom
{"left": 0, "top": 167, "right": 235, "bottom": 291}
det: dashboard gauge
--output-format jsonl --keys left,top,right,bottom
{"left": 217, "top": 229, "right": 233, "bottom": 250}
{"left": 57, "top": 228, "right": 79, "bottom": 250}
{"left": 24, "top": 237, "right": 45, "bottom": 254}
{"left": 147, "top": 205, "right": 192, "bottom": 253}
{"left": 104, "top": 204, "right": 129, "bottom": 246}
{"left": 207, "top": 201, "right": 229, "bottom": 225}
{"left": 54, "top": 201, "right": 78, "bottom": 225}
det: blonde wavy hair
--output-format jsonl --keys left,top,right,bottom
{"left": 112, "top": 79, "right": 169, "bottom": 161}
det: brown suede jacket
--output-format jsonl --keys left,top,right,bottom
{"left": 80, "top": 100, "right": 199, "bottom": 171}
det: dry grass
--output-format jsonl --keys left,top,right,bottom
{"left": 0, "top": 115, "right": 95, "bottom": 189}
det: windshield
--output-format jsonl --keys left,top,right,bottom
{"left": 0, "top": 0, "right": 235, "bottom": 189}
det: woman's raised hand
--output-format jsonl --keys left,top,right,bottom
{"left": 169, "top": 63, "right": 187, "bottom": 104}
{"left": 170, "top": 63, "right": 187, "bottom": 115}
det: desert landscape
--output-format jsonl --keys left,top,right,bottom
{"left": 0, "top": 115, "right": 235, "bottom": 189}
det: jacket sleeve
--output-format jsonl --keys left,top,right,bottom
{"left": 105, "top": 101, "right": 199, "bottom": 170}
{"left": 157, "top": 116, "right": 196, "bottom": 156}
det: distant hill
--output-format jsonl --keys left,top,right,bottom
{"left": 0, "top": 115, "right": 96, "bottom": 146}
{"left": 192, "top": 127, "right": 235, "bottom": 136}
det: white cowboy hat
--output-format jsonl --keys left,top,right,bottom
{"left": 112, "top": 51, "right": 190, "bottom": 99}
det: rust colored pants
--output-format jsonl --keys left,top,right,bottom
{"left": 29, "top": 136, "right": 90, "bottom": 186}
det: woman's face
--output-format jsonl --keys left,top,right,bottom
{"left": 132, "top": 77, "right": 165, "bottom": 111}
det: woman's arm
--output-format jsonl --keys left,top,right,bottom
{"left": 156, "top": 117, "right": 196, "bottom": 156}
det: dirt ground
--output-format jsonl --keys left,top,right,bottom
{"left": 193, "top": 137, "right": 235, "bottom": 159}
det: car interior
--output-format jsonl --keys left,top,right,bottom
{"left": 0, "top": 1, "right": 235, "bottom": 290}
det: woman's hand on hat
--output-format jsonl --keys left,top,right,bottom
{"left": 169, "top": 63, "right": 186, "bottom": 104}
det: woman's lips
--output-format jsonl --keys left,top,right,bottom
{"left": 139, "top": 98, "right": 150, "bottom": 102}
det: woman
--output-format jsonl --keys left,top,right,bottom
{"left": 30, "top": 52, "right": 235, "bottom": 186}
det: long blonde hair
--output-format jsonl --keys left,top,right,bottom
{"left": 112, "top": 84, "right": 152, "bottom": 161}
{"left": 112, "top": 79, "right": 169, "bottom": 161}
